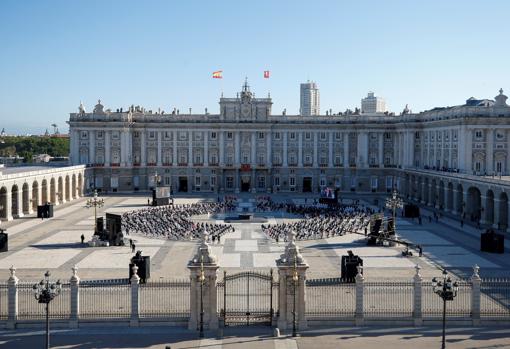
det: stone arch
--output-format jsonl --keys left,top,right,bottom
{"left": 438, "top": 180, "right": 445, "bottom": 209}
{"left": 11, "top": 184, "right": 20, "bottom": 217}
{"left": 57, "top": 176, "right": 64, "bottom": 204}
{"left": 32, "top": 180, "right": 39, "bottom": 211}
{"left": 485, "top": 190, "right": 495, "bottom": 225}
{"left": 456, "top": 183, "right": 464, "bottom": 215}
{"left": 467, "top": 186, "right": 482, "bottom": 223}
{"left": 423, "top": 177, "right": 430, "bottom": 204}
{"left": 50, "top": 177, "right": 56, "bottom": 204}
{"left": 446, "top": 182, "right": 454, "bottom": 212}
{"left": 417, "top": 176, "right": 423, "bottom": 202}
{"left": 65, "top": 175, "right": 70, "bottom": 201}
{"left": 22, "top": 182, "right": 30, "bottom": 214}
{"left": 41, "top": 179, "right": 48, "bottom": 204}
{"left": 0, "top": 187, "right": 7, "bottom": 220}
{"left": 72, "top": 174, "right": 77, "bottom": 199}
{"left": 499, "top": 192, "right": 508, "bottom": 230}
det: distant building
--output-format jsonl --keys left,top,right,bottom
{"left": 300, "top": 81, "right": 320, "bottom": 116}
{"left": 361, "top": 92, "right": 386, "bottom": 114}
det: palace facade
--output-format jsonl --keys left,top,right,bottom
{"left": 67, "top": 82, "right": 510, "bottom": 230}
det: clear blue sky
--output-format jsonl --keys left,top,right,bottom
{"left": 1, "top": 0, "right": 509, "bottom": 134}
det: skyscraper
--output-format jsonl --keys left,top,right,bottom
{"left": 361, "top": 92, "right": 386, "bottom": 114}
{"left": 300, "top": 81, "right": 320, "bottom": 116}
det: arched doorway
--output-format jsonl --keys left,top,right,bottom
{"left": 446, "top": 182, "right": 454, "bottom": 212}
{"left": 65, "top": 175, "right": 70, "bottom": 201}
{"left": 41, "top": 179, "right": 48, "bottom": 204}
{"left": 58, "top": 177, "right": 63, "bottom": 204}
{"left": 0, "top": 187, "right": 7, "bottom": 220}
{"left": 50, "top": 178, "right": 56, "bottom": 204}
{"left": 499, "top": 192, "right": 508, "bottom": 230}
{"left": 32, "top": 181, "right": 39, "bottom": 211}
{"left": 72, "top": 174, "right": 77, "bottom": 199}
{"left": 22, "top": 183, "right": 30, "bottom": 214}
{"left": 485, "top": 190, "right": 495, "bottom": 225}
{"left": 456, "top": 184, "right": 464, "bottom": 215}
{"left": 11, "top": 184, "right": 20, "bottom": 217}
{"left": 467, "top": 187, "right": 482, "bottom": 223}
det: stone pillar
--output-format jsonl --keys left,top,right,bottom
{"left": 344, "top": 132, "right": 350, "bottom": 167}
{"left": 235, "top": 132, "right": 240, "bottom": 166}
{"left": 298, "top": 132, "right": 303, "bottom": 167}
{"left": 172, "top": 131, "right": 178, "bottom": 166}
{"left": 89, "top": 130, "right": 95, "bottom": 165}
{"left": 378, "top": 132, "right": 384, "bottom": 167}
{"left": 188, "top": 131, "right": 194, "bottom": 167}
{"left": 130, "top": 265, "right": 140, "bottom": 327}
{"left": 313, "top": 131, "right": 318, "bottom": 168}
{"left": 140, "top": 131, "right": 147, "bottom": 167}
{"left": 470, "top": 265, "right": 481, "bottom": 326}
{"left": 251, "top": 132, "right": 257, "bottom": 167}
{"left": 413, "top": 265, "right": 423, "bottom": 326}
{"left": 188, "top": 230, "right": 219, "bottom": 331}
{"left": 14, "top": 188, "right": 23, "bottom": 218}
{"left": 276, "top": 231, "right": 308, "bottom": 332}
{"left": 157, "top": 131, "right": 162, "bottom": 166}
{"left": 69, "top": 266, "right": 80, "bottom": 328}
{"left": 105, "top": 131, "right": 111, "bottom": 167}
{"left": 266, "top": 130, "right": 272, "bottom": 167}
{"left": 25, "top": 185, "right": 33, "bottom": 215}
{"left": 7, "top": 266, "right": 18, "bottom": 329}
{"left": 328, "top": 131, "right": 333, "bottom": 168}
{"left": 420, "top": 181, "right": 426, "bottom": 205}
{"left": 204, "top": 131, "right": 209, "bottom": 167}
{"left": 493, "top": 198, "right": 501, "bottom": 229}
{"left": 443, "top": 185, "right": 450, "bottom": 213}
{"left": 487, "top": 129, "right": 494, "bottom": 175}
{"left": 452, "top": 189, "right": 460, "bottom": 215}
{"left": 355, "top": 266, "right": 364, "bottom": 326}
{"left": 219, "top": 131, "right": 225, "bottom": 166}
{"left": 480, "top": 195, "right": 487, "bottom": 225}
{"left": 283, "top": 131, "right": 288, "bottom": 167}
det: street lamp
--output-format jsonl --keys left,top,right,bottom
{"left": 199, "top": 254, "right": 205, "bottom": 338}
{"left": 292, "top": 256, "right": 298, "bottom": 337}
{"left": 33, "top": 271, "right": 62, "bottom": 349}
{"left": 432, "top": 269, "right": 459, "bottom": 349}
{"left": 86, "top": 189, "right": 104, "bottom": 234}
{"left": 385, "top": 189, "right": 403, "bottom": 233}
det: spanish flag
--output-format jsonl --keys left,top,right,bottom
{"left": 264, "top": 70, "right": 270, "bottom": 79}
{"left": 212, "top": 71, "right": 223, "bottom": 79}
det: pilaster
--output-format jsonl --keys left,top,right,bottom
{"left": 69, "top": 266, "right": 80, "bottom": 328}
{"left": 7, "top": 266, "right": 18, "bottom": 329}
{"left": 470, "top": 265, "right": 481, "bottom": 326}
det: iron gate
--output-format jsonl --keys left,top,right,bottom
{"left": 218, "top": 270, "right": 278, "bottom": 326}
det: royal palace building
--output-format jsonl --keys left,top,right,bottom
{"left": 68, "top": 82, "right": 510, "bottom": 230}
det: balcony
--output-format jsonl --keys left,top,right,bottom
{"left": 240, "top": 164, "right": 251, "bottom": 171}
{"left": 178, "top": 163, "right": 188, "bottom": 167}
{"left": 162, "top": 163, "right": 172, "bottom": 166}
{"left": 147, "top": 162, "right": 157, "bottom": 167}
{"left": 133, "top": 163, "right": 141, "bottom": 167}
{"left": 194, "top": 163, "right": 204, "bottom": 167}
{"left": 111, "top": 163, "right": 120, "bottom": 167}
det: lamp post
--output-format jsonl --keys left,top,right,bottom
{"left": 385, "top": 189, "right": 403, "bottom": 233}
{"left": 199, "top": 254, "right": 205, "bottom": 338}
{"left": 86, "top": 189, "right": 104, "bottom": 234}
{"left": 432, "top": 269, "right": 459, "bottom": 349}
{"left": 33, "top": 271, "right": 62, "bottom": 349}
{"left": 292, "top": 256, "right": 298, "bottom": 337}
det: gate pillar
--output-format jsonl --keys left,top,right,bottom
{"left": 188, "top": 229, "right": 219, "bottom": 331}
{"left": 276, "top": 230, "right": 309, "bottom": 332}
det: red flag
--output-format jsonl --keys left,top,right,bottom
{"left": 264, "top": 70, "right": 270, "bottom": 79}
{"left": 212, "top": 71, "right": 223, "bottom": 79}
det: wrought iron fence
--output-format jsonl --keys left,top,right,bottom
{"left": 79, "top": 282, "right": 131, "bottom": 319}
{"left": 139, "top": 279, "right": 190, "bottom": 319}
{"left": 0, "top": 283, "right": 8, "bottom": 320}
{"left": 17, "top": 282, "right": 71, "bottom": 320}
{"left": 422, "top": 280, "right": 472, "bottom": 318}
{"left": 480, "top": 278, "right": 510, "bottom": 319}
{"left": 306, "top": 278, "right": 356, "bottom": 318}
{"left": 364, "top": 280, "right": 414, "bottom": 318}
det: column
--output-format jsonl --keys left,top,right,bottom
{"left": 71, "top": 130, "right": 80, "bottom": 165}
{"left": 378, "top": 132, "right": 384, "bottom": 167}
{"left": 3, "top": 189, "right": 12, "bottom": 221}
{"left": 466, "top": 129, "right": 473, "bottom": 173}
{"left": 283, "top": 131, "right": 288, "bottom": 167}
{"left": 266, "top": 130, "right": 272, "bottom": 167}
{"left": 172, "top": 131, "right": 178, "bottom": 166}
{"left": 219, "top": 131, "right": 225, "bottom": 166}
{"left": 355, "top": 266, "right": 364, "bottom": 326}
{"left": 452, "top": 189, "right": 460, "bottom": 215}
{"left": 204, "top": 131, "right": 209, "bottom": 166}
{"left": 413, "top": 265, "right": 423, "bottom": 326}
{"left": 157, "top": 131, "right": 162, "bottom": 166}
{"left": 493, "top": 198, "right": 501, "bottom": 229}
{"left": 343, "top": 132, "right": 349, "bottom": 166}
{"left": 89, "top": 130, "right": 95, "bottom": 165}
{"left": 328, "top": 131, "right": 333, "bottom": 168}
{"left": 471, "top": 265, "right": 481, "bottom": 326}
{"left": 25, "top": 185, "right": 33, "bottom": 215}
{"left": 127, "top": 130, "right": 133, "bottom": 166}
{"left": 480, "top": 195, "right": 487, "bottom": 225}
{"left": 251, "top": 131, "right": 256, "bottom": 166}
{"left": 105, "top": 131, "right": 111, "bottom": 166}
{"left": 69, "top": 266, "right": 80, "bottom": 328}
{"left": 7, "top": 266, "right": 18, "bottom": 329}
{"left": 188, "top": 131, "right": 193, "bottom": 167}
{"left": 14, "top": 189, "right": 23, "bottom": 218}
{"left": 140, "top": 131, "right": 146, "bottom": 166}
{"left": 120, "top": 131, "right": 127, "bottom": 166}
{"left": 487, "top": 128, "right": 494, "bottom": 174}
{"left": 298, "top": 132, "right": 303, "bottom": 167}
{"left": 393, "top": 133, "right": 399, "bottom": 166}
{"left": 313, "top": 131, "right": 318, "bottom": 167}
{"left": 408, "top": 131, "right": 415, "bottom": 167}
{"left": 458, "top": 126, "right": 466, "bottom": 171}
{"left": 130, "top": 265, "right": 140, "bottom": 327}
{"left": 444, "top": 185, "right": 450, "bottom": 212}
{"left": 235, "top": 132, "right": 240, "bottom": 165}
{"left": 420, "top": 181, "right": 426, "bottom": 204}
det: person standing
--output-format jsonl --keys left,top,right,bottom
{"left": 80, "top": 234, "right": 85, "bottom": 244}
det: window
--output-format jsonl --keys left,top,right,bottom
{"left": 134, "top": 131, "right": 140, "bottom": 138}
{"left": 210, "top": 153, "right": 217, "bottom": 164}
{"left": 497, "top": 161, "right": 503, "bottom": 173}
{"left": 227, "top": 132, "right": 233, "bottom": 140}
{"left": 112, "top": 131, "right": 120, "bottom": 140}
{"left": 496, "top": 131, "right": 504, "bottom": 140}
{"left": 164, "top": 131, "right": 171, "bottom": 140}
{"left": 289, "top": 153, "right": 297, "bottom": 165}
{"left": 335, "top": 132, "right": 342, "bottom": 140}
{"left": 195, "top": 132, "right": 202, "bottom": 141}
{"left": 320, "top": 177, "right": 326, "bottom": 187}
{"left": 475, "top": 161, "right": 481, "bottom": 172}
{"left": 96, "top": 131, "right": 103, "bottom": 139}
{"left": 475, "top": 130, "right": 483, "bottom": 139}
{"left": 195, "top": 176, "right": 201, "bottom": 186}
{"left": 211, "top": 132, "right": 217, "bottom": 140}
{"left": 179, "top": 154, "right": 187, "bottom": 164}
{"left": 194, "top": 152, "right": 202, "bottom": 164}
{"left": 258, "top": 154, "right": 265, "bottom": 165}
{"left": 334, "top": 155, "right": 342, "bottom": 166}
{"left": 242, "top": 152, "right": 249, "bottom": 163}
{"left": 385, "top": 133, "right": 391, "bottom": 140}
{"left": 371, "top": 177, "right": 378, "bottom": 189}
{"left": 273, "top": 153, "right": 281, "bottom": 164}
{"left": 149, "top": 131, "right": 155, "bottom": 139}
{"left": 305, "top": 132, "right": 311, "bottom": 140}
{"left": 227, "top": 154, "right": 234, "bottom": 165}
{"left": 320, "top": 132, "right": 326, "bottom": 140}
{"left": 226, "top": 176, "right": 234, "bottom": 189}
{"left": 274, "top": 176, "right": 280, "bottom": 186}
{"left": 289, "top": 132, "right": 296, "bottom": 140}
{"left": 258, "top": 176, "right": 265, "bottom": 189}
{"left": 258, "top": 132, "right": 265, "bottom": 140}
{"left": 211, "top": 176, "right": 216, "bottom": 187}
{"left": 179, "top": 132, "right": 187, "bottom": 141}
{"left": 274, "top": 132, "right": 281, "bottom": 140}
{"left": 81, "top": 131, "right": 88, "bottom": 139}
{"left": 305, "top": 154, "right": 312, "bottom": 164}
{"left": 289, "top": 177, "right": 296, "bottom": 187}
{"left": 386, "top": 176, "right": 393, "bottom": 189}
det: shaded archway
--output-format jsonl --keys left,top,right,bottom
{"left": 467, "top": 186, "right": 482, "bottom": 223}
{"left": 485, "top": 190, "right": 495, "bottom": 225}
{"left": 438, "top": 181, "right": 445, "bottom": 210}
{"left": 499, "top": 192, "right": 508, "bottom": 230}
{"left": 65, "top": 175, "right": 70, "bottom": 201}
{"left": 72, "top": 174, "right": 77, "bottom": 199}
{"left": 41, "top": 179, "right": 48, "bottom": 204}
{"left": 456, "top": 183, "right": 464, "bottom": 215}
{"left": 50, "top": 178, "right": 56, "bottom": 204}
{"left": 22, "top": 183, "right": 30, "bottom": 214}
{"left": 0, "top": 187, "right": 7, "bottom": 220}
{"left": 57, "top": 177, "right": 63, "bottom": 204}
{"left": 11, "top": 184, "right": 20, "bottom": 217}
{"left": 423, "top": 177, "right": 430, "bottom": 204}
{"left": 417, "top": 176, "right": 423, "bottom": 202}
{"left": 32, "top": 181, "right": 39, "bottom": 211}
{"left": 446, "top": 182, "right": 454, "bottom": 212}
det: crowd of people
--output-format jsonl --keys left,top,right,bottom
{"left": 122, "top": 202, "right": 235, "bottom": 241}
{"left": 261, "top": 204, "right": 374, "bottom": 241}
